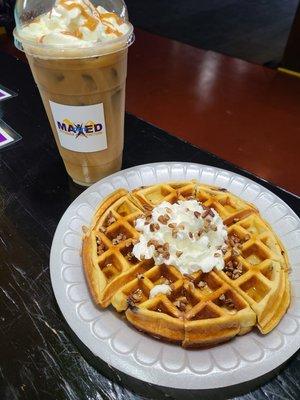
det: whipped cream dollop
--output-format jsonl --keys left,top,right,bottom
{"left": 149, "top": 284, "right": 172, "bottom": 299}
{"left": 18, "top": 0, "right": 130, "bottom": 46}
{"left": 132, "top": 200, "right": 228, "bottom": 275}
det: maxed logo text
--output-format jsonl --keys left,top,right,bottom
{"left": 56, "top": 119, "right": 103, "bottom": 138}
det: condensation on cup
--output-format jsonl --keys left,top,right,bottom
{"left": 14, "top": 0, "right": 134, "bottom": 186}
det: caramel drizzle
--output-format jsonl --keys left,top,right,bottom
{"left": 61, "top": 29, "right": 83, "bottom": 39}
{"left": 99, "top": 12, "right": 124, "bottom": 26}
{"left": 59, "top": 0, "right": 98, "bottom": 31}
{"left": 99, "top": 13, "right": 124, "bottom": 37}
{"left": 57, "top": 0, "right": 124, "bottom": 38}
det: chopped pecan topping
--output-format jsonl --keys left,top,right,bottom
{"left": 176, "top": 250, "right": 183, "bottom": 257}
{"left": 196, "top": 228, "right": 203, "bottom": 237}
{"left": 143, "top": 204, "right": 153, "bottom": 211}
{"left": 156, "top": 243, "right": 169, "bottom": 253}
{"left": 127, "top": 298, "right": 136, "bottom": 308}
{"left": 188, "top": 232, "right": 193, "bottom": 239}
{"left": 221, "top": 246, "right": 228, "bottom": 255}
{"left": 244, "top": 234, "right": 251, "bottom": 241}
{"left": 145, "top": 212, "right": 152, "bottom": 219}
{"left": 194, "top": 211, "right": 201, "bottom": 219}
{"left": 147, "top": 239, "right": 159, "bottom": 247}
{"left": 162, "top": 243, "right": 170, "bottom": 251}
{"left": 174, "top": 300, "right": 181, "bottom": 308}
{"left": 112, "top": 232, "right": 127, "bottom": 245}
{"left": 177, "top": 223, "right": 185, "bottom": 230}
{"left": 155, "top": 243, "right": 170, "bottom": 260}
{"left": 203, "top": 219, "right": 211, "bottom": 232}
{"left": 187, "top": 281, "right": 195, "bottom": 291}
{"left": 168, "top": 222, "right": 177, "bottom": 229}
{"left": 172, "top": 229, "right": 178, "bottom": 238}
{"left": 174, "top": 298, "right": 187, "bottom": 311}
{"left": 224, "top": 297, "right": 235, "bottom": 309}
{"left": 158, "top": 214, "right": 170, "bottom": 224}
{"left": 197, "top": 280, "right": 207, "bottom": 289}
{"left": 202, "top": 209, "right": 210, "bottom": 218}
{"left": 224, "top": 261, "right": 243, "bottom": 279}
{"left": 127, "top": 289, "right": 143, "bottom": 307}
{"left": 156, "top": 245, "right": 164, "bottom": 254}
{"left": 210, "top": 223, "right": 217, "bottom": 231}
{"left": 225, "top": 260, "right": 234, "bottom": 270}
{"left": 96, "top": 237, "right": 106, "bottom": 256}
{"left": 229, "top": 234, "right": 240, "bottom": 246}
{"left": 130, "top": 289, "right": 143, "bottom": 302}
{"left": 136, "top": 273, "right": 144, "bottom": 280}
{"left": 104, "top": 211, "right": 116, "bottom": 227}
{"left": 218, "top": 294, "right": 226, "bottom": 301}
{"left": 144, "top": 213, "right": 152, "bottom": 223}
{"left": 233, "top": 217, "right": 240, "bottom": 223}
{"left": 232, "top": 247, "right": 240, "bottom": 257}
{"left": 178, "top": 296, "right": 188, "bottom": 304}
{"left": 165, "top": 207, "right": 172, "bottom": 213}
{"left": 202, "top": 207, "right": 214, "bottom": 218}
{"left": 150, "top": 223, "right": 160, "bottom": 232}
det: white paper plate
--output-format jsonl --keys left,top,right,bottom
{"left": 50, "top": 162, "right": 300, "bottom": 390}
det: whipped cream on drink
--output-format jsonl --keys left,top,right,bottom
{"left": 18, "top": 0, "right": 130, "bottom": 46}
{"left": 132, "top": 200, "right": 228, "bottom": 275}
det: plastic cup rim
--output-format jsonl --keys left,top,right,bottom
{"left": 13, "top": 22, "right": 134, "bottom": 59}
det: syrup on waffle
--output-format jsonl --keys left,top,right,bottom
{"left": 82, "top": 181, "right": 290, "bottom": 347}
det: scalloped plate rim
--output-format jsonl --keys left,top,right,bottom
{"left": 50, "top": 162, "right": 300, "bottom": 390}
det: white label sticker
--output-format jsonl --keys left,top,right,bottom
{"left": 49, "top": 101, "right": 108, "bottom": 153}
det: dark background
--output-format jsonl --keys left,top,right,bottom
{"left": 1, "top": 0, "right": 299, "bottom": 65}
{"left": 125, "top": 0, "right": 299, "bottom": 65}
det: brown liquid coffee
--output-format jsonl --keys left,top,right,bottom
{"left": 26, "top": 49, "right": 127, "bottom": 185}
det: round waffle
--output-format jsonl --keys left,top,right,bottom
{"left": 82, "top": 181, "right": 290, "bottom": 347}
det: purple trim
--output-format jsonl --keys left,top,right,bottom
{"left": 0, "top": 132, "right": 7, "bottom": 143}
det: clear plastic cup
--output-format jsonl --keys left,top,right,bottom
{"left": 14, "top": 0, "right": 134, "bottom": 186}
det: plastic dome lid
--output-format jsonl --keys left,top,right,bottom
{"left": 13, "top": 0, "right": 134, "bottom": 58}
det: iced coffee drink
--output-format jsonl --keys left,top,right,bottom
{"left": 14, "top": 0, "right": 134, "bottom": 185}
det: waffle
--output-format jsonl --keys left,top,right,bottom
{"left": 194, "top": 184, "right": 290, "bottom": 333}
{"left": 82, "top": 181, "right": 290, "bottom": 347}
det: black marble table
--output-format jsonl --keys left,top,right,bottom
{"left": 0, "top": 52, "right": 300, "bottom": 400}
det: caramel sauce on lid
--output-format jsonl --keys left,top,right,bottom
{"left": 99, "top": 12, "right": 124, "bottom": 25}
{"left": 59, "top": 0, "right": 99, "bottom": 31}
{"left": 57, "top": 0, "right": 125, "bottom": 38}
{"left": 61, "top": 29, "right": 83, "bottom": 38}
{"left": 104, "top": 25, "right": 123, "bottom": 37}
